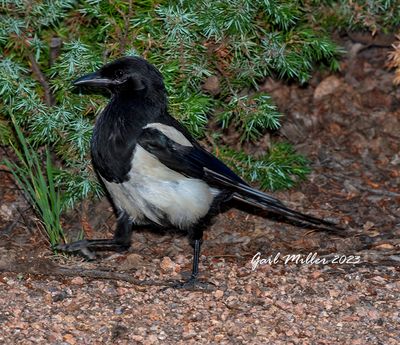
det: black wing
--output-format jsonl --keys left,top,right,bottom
{"left": 137, "top": 127, "right": 242, "bottom": 180}
{"left": 138, "top": 127, "right": 283, "bottom": 202}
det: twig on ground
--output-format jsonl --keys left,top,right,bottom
{"left": 0, "top": 257, "right": 165, "bottom": 287}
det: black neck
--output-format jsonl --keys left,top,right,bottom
{"left": 91, "top": 94, "right": 166, "bottom": 182}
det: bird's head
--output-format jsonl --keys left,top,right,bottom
{"left": 73, "top": 56, "right": 166, "bottom": 102}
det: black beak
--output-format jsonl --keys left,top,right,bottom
{"left": 73, "top": 72, "right": 122, "bottom": 88}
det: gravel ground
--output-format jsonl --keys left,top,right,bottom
{"left": 0, "top": 39, "right": 399, "bottom": 344}
{"left": 1, "top": 258, "right": 399, "bottom": 344}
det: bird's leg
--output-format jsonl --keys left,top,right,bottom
{"left": 56, "top": 212, "right": 133, "bottom": 260}
{"left": 166, "top": 229, "right": 214, "bottom": 290}
{"left": 161, "top": 239, "right": 204, "bottom": 290}
{"left": 189, "top": 238, "right": 201, "bottom": 281}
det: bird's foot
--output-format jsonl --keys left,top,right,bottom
{"left": 162, "top": 275, "right": 215, "bottom": 291}
{"left": 55, "top": 240, "right": 97, "bottom": 260}
{"left": 55, "top": 239, "right": 130, "bottom": 260}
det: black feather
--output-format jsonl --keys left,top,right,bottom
{"left": 138, "top": 127, "right": 245, "bottom": 184}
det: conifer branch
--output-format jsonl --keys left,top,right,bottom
{"left": 2, "top": 0, "right": 397, "bottom": 211}
{"left": 27, "top": 52, "right": 54, "bottom": 106}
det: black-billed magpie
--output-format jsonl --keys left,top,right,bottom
{"left": 57, "top": 56, "right": 342, "bottom": 288}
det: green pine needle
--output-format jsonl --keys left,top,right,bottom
{"left": 216, "top": 142, "right": 311, "bottom": 191}
{"left": 219, "top": 94, "right": 281, "bottom": 142}
{"left": 2, "top": 0, "right": 395, "bottom": 222}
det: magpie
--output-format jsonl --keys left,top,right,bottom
{"left": 57, "top": 56, "right": 342, "bottom": 288}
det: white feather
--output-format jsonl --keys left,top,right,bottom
{"left": 144, "top": 123, "right": 192, "bottom": 147}
{"left": 102, "top": 145, "right": 219, "bottom": 228}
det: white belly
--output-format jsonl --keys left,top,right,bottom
{"left": 102, "top": 145, "right": 220, "bottom": 228}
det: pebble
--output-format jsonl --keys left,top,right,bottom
{"left": 214, "top": 290, "right": 224, "bottom": 299}
{"left": 70, "top": 277, "right": 84, "bottom": 285}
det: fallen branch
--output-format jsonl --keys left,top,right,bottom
{"left": 0, "top": 257, "right": 165, "bottom": 287}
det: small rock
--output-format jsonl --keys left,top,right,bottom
{"left": 214, "top": 290, "right": 224, "bottom": 299}
{"left": 52, "top": 291, "right": 68, "bottom": 302}
{"left": 314, "top": 75, "right": 342, "bottom": 100}
{"left": 158, "top": 331, "right": 167, "bottom": 340}
{"left": 182, "top": 331, "right": 196, "bottom": 340}
{"left": 160, "top": 257, "right": 176, "bottom": 273}
{"left": 70, "top": 277, "right": 84, "bottom": 285}
{"left": 374, "top": 243, "right": 394, "bottom": 250}
{"left": 244, "top": 284, "right": 252, "bottom": 294}
{"left": 121, "top": 253, "right": 144, "bottom": 270}
{"left": 345, "top": 294, "right": 359, "bottom": 304}
{"left": 328, "top": 289, "right": 340, "bottom": 298}
{"left": 131, "top": 335, "right": 144, "bottom": 342}
{"left": 114, "top": 307, "right": 124, "bottom": 315}
{"left": 0, "top": 204, "right": 13, "bottom": 221}
{"left": 363, "top": 221, "right": 375, "bottom": 231}
{"left": 214, "top": 334, "right": 225, "bottom": 341}
{"left": 137, "top": 327, "right": 147, "bottom": 336}
{"left": 63, "top": 334, "right": 76, "bottom": 345}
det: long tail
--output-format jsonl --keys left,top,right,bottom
{"left": 204, "top": 168, "right": 343, "bottom": 232}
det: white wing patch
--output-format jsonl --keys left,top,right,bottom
{"left": 144, "top": 123, "right": 193, "bottom": 147}
{"left": 102, "top": 145, "right": 219, "bottom": 228}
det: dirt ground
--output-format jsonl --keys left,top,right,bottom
{"left": 0, "top": 38, "right": 399, "bottom": 344}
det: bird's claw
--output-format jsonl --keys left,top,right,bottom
{"left": 55, "top": 240, "right": 97, "bottom": 260}
{"left": 161, "top": 276, "right": 215, "bottom": 291}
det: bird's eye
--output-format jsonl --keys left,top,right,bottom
{"left": 115, "top": 70, "right": 124, "bottom": 78}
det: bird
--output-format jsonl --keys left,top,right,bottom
{"left": 57, "top": 56, "right": 342, "bottom": 288}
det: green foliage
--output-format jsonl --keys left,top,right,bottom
{"left": 3, "top": 118, "right": 66, "bottom": 247}
{"left": 0, "top": 116, "right": 12, "bottom": 144}
{"left": 0, "top": 0, "right": 346, "bottom": 212}
{"left": 216, "top": 143, "right": 311, "bottom": 191}
{"left": 219, "top": 95, "right": 281, "bottom": 142}
{"left": 306, "top": 0, "right": 400, "bottom": 34}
